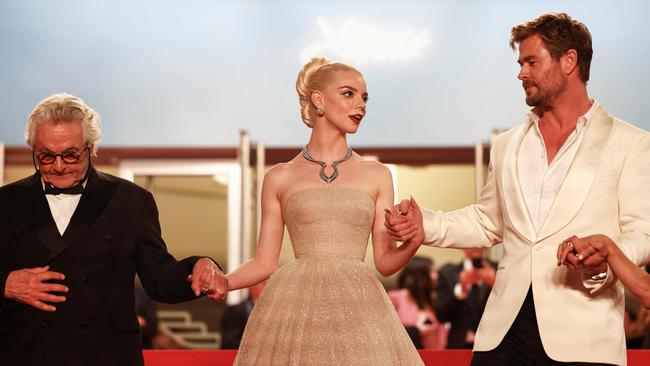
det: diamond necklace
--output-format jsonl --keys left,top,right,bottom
{"left": 301, "top": 146, "right": 353, "bottom": 184}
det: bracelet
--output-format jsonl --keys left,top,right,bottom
{"left": 590, "top": 272, "right": 607, "bottom": 281}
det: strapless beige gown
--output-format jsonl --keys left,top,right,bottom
{"left": 233, "top": 187, "right": 424, "bottom": 366}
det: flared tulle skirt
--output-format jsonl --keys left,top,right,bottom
{"left": 233, "top": 256, "right": 423, "bottom": 366}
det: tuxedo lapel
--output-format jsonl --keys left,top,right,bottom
{"left": 500, "top": 125, "right": 537, "bottom": 243}
{"left": 48, "top": 167, "right": 119, "bottom": 262}
{"left": 20, "top": 173, "right": 63, "bottom": 257}
{"left": 537, "top": 106, "right": 613, "bottom": 242}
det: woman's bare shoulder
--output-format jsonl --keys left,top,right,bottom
{"left": 263, "top": 159, "right": 306, "bottom": 188}
{"left": 353, "top": 157, "right": 392, "bottom": 180}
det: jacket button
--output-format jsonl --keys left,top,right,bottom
{"left": 12, "top": 229, "right": 20, "bottom": 238}
{"left": 42, "top": 320, "right": 51, "bottom": 328}
{"left": 104, "top": 234, "right": 113, "bottom": 242}
{"left": 81, "top": 322, "right": 90, "bottom": 330}
{"left": 533, "top": 244, "right": 542, "bottom": 251}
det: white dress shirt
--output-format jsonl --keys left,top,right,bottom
{"left": 518, "top": 100, "right": 598, "bottom": 234}
{"left": 43, "top": 181, "right": 86, "bottom": 235}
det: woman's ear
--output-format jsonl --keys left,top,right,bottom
{"left": 311, "top": 90, "right": 324, "bottom": 109}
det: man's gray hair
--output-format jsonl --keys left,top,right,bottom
{"left": 25, "top": 92, "right": 102, "bottom": 156}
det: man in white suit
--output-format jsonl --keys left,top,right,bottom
{"left": 386, "top": 12, "right": 650, "bottom": 366}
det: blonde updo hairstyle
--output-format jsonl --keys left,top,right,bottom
{"left": 25, "top": 92, "right": 102, "bottom": 156}
{"left": 296, "top": 57, "right": 362, "bottom": 127}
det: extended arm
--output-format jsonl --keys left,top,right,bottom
{"left": 386, "top": 156, "right": 504, "bottom": 249}
{"left": 226, "top": 167, "right": 285, "bottom": 290}
{"left": 601, "top": 240, "right": 650, "bottom": 308}
{"left": 136, "top": 192, "right": 214, "bottom": 303}
{"left": 371, "top": 165, "right": 421, "bottom": 277}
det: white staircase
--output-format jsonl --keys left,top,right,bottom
{"left": 157, "top": 310, "right": 220, "bottom": 349}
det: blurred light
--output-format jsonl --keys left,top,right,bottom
{"left": 301, "top": 18, "right": 432, "bottom": 65}
{"left": 212, "top": 173, "right": 230, "bottom": 186}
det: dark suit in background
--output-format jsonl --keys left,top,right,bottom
{"left": 220, "top": 280, "right": 265, "bottom": 349}
{"left": 435, "top": 259, "right": 496, "bottom": 349}
{"left": 220, "top": 299, "right": 253, "bottom": 349}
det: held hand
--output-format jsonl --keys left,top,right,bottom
{"left": 577, "top": 235, "right": 611, "bottom": 276}
{"left": 403, "top": 198, "right": 425, "bottom": 246}
{"left": 383, "top": 197, "right": 424, "bottom": 245}
{"left": 187, "top": 258, "right": 228, "bottom": 302}
{"left": 557, "top": 235, "right": 610, "bottom": 276}
{"left": 4, "top": 266, "right": 68, "bottom": 312}
{"left": 397, "top": 199, "right": 411, "bottom": 216}
{"left": 384, "top": 204, "right": 412, "bottom": 241}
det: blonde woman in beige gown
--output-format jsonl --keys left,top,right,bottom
{"left": 225, "top": 57, "right": 425, "bottom": 366}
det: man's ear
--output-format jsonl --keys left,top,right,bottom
{"left": 562, "top": 49, "right": 578, "bottom": 76}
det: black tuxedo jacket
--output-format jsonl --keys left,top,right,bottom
{"left": 0, "top": 168, "right": 206, "bottom": 366}
{"left": 434, "top": 260, "right": 496, "bottom": 349}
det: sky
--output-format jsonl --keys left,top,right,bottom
{"left": 1, "top": 0, "right": 648, "bottom": 147}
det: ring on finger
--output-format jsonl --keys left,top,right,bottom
{"left": 566, "top": 240, "right": 574, "bottom": 250}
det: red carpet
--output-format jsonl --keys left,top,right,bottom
{"left": 144, "top": 350, "right": 650, "bottom": 365}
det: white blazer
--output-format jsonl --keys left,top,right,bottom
{"left": 422, "top": 105, "right": 650, "bottom": 365}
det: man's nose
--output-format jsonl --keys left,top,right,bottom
{"left": 518, "top": 65, "right": 527, "bottom": 81}
{"left": 51, "top": 156, "right": 66, "bottom": 172}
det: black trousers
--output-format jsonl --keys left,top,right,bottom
{"left": 470, "top": 286, "right": 615, "bottom": 366}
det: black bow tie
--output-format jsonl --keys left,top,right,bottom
{"left": 44, "top": 184, "right": 84, "bottom": 195}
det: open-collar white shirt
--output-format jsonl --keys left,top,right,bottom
{"left": 518, "top": 99, "right": 598, "bottom": 234}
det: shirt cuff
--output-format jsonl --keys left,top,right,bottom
{"left": 421, "top": 208, "right": 440, "bottom": 245}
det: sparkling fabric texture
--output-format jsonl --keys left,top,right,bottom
{"left": 234, "top": 187, "right": 424, "bottom": 366}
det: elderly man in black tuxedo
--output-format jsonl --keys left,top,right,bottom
{"left": 0, "top": 93, "right": 228, "bottom": 366}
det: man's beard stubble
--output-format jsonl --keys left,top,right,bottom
{"left": 523, "top": 66, "right": 567, "bottom": 108}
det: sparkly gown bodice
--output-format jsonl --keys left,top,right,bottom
{"left": 284, "top": 187, "right": 374, "bottom": 261}
{"left": 233, "top": 188, "right": 423, "bottom": 366}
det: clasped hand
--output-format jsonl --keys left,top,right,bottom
{"left": 187, "top": 257, "right": 228, "bottom": 302}
{"left": 384, "top": 197, "right": 425, "bottom": 246}
{"left": 556, "top": 234, "right": 611, "bottom": 276}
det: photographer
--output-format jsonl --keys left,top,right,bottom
{"left": 434, "top": 249, "right": 496, "bottom": 349}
